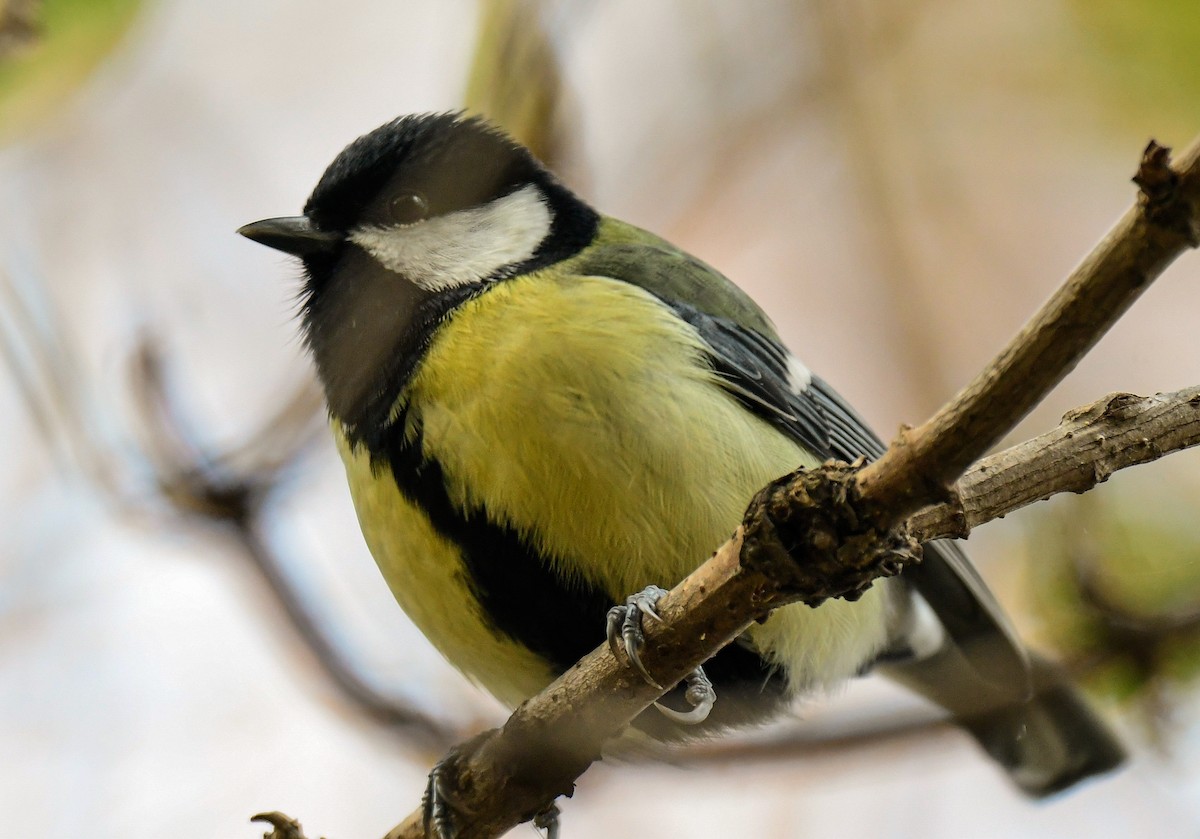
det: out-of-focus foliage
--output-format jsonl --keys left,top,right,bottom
{"left": 1026, "top": 482, "right": 1200, "bottom": 730}
{"left": 5, "top": 2, "right": 1200, "bottom": 835}
{"left": 0, "top": 0, "right": 142, "bottom": 142}
{"left": 1067, "top": 0, "right": 1200, "bottom": 141}
{"left": 464, "top": 0, "right": 564, "bottom": 164}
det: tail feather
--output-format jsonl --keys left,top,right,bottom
{"left": 962, "top": 654, "right": 1126, "bottom": 797}
{"left": 882, "top": 644, "right": 1125, "bottom": 797}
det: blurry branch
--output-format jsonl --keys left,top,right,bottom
{"left": 0, "top": 267, "right": 63, "bottom": 452}
{"left": 128, "top": 337, "right": 325, "bottom": 510}
{"left": 0, "top": 259, "right": 122, "bottom": 496}
{"left": 0, "top": 250, "right": 454, "bottom": 743}
{"left": 810, "top": 0, "right": 956, "bottom": 410}
{"left": 679, "top": 706, "right": 953, "bottom": 767}
{"left": 0, "top": 0, "right": 40, "bottom": 60}
{"left": 128, "top": 336, "right": 456, "bottom": 748}
{"left": 363, "top": 141, "right": 1200, "bottom": 839}
{"left": 464, "top": 0, "right": 565, "bottom": 164}
{"left": 1073, "top": 546, "right": 1200, "bottom": 648}
{"left": 1071, "top": 540, "right": 1200, "bottom": 745}
{"left": 1031, "top": 499, "right": 1200, "bottom": 743}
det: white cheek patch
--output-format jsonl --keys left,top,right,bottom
{"left": 785, "top": 353, "right": 813, "bottom": 394}
{"left": 349, "top": 184, "right": 553, "bottom": 291}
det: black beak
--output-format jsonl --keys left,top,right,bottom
{"left": 237, "top": 216, "right": 343, "bottom": 256}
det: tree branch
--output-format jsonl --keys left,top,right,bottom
{"left": 910, "top": 388, "right": 1200, "bottom": 542}
{"left": 854, "top": 140, "right": 1200, "bottom": 523}
{"left": 357, "top": 139, "right": 1200, "bottom": 839}
{"left": 379, "top": 380, "right": 1200, "bottom": 839}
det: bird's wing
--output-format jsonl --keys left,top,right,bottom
{"left": 574, "top": 225, "right": 1028, "bottom": 687}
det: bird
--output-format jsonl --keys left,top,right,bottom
{"left": 239, "top": 111, "right": 1123, "bottom": 828}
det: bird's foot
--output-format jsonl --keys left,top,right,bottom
{"left": 655, "top": 666, "right": 716, "bottom": 725}
{"left": 422, "top": 755, "right": 469, "bottom": 839}
{"left": 532, "top": 802, "right": 561, "bottom": 839}
{"left": 606, "top": 585, "right": 668, "bottom": 688}
{"left": 606, "top": 585, "right": 716, "bottom": 725}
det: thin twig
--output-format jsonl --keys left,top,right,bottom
{"left": 910, "top": 388, "right": 1200, "bottom": 541}
{"left": 855, "top": 139, "right": 1200, "bottom": 522}
{"left": 371, "top": 140, "right": 1200, "bottom": 839}
{"left": 236, "top": 520, "right": 458, "bottom": 746}
{"left": 127, "top": 337, "right": 456, "bottom": 746}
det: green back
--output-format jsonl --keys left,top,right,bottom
{"left": 557, "top": 217, "right": 780, "bottom": 340}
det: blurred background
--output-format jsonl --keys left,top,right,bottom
{"left": 3, "top": 1, "right": 1200, "bottom": 837}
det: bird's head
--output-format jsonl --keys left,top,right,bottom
{"left": 238, "top": 112, "right": 597, "bottom": 427}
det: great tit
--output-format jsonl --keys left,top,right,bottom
{"left": 240, "top": 112, "right": 1123, "bottom": 799}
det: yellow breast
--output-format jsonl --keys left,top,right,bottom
{"left": 336, "top": 271, "right": 894, "bottom": 706}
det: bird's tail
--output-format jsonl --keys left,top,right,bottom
{"left": 881, "top": 644, "right": 1125, "bottom": 797}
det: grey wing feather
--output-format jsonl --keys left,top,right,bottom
{"left": 570, "top": 240, "right": 779, "bottom": 337}
{"left": 668, "top": 302, "right": 832, "bottom": 460}
{"left": 585, "top": 234, "right": 1029, "bottom": 687}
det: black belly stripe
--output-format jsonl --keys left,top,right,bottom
{"left": 374, "top": 405, "right": 790, "bottom": 733}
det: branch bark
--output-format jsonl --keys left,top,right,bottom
{"left": 910, "top": 388, "right": 1200, "bottom": 542}
{"left": 362, "top": 141, "right": 1200, "bottom": 839}
{"left": 854, "top": 140, "right": 1200, "bottom": 523}
{"left": 367, "top": 141, "right": 1200, "bottom": 839}
{"left": 360, "top": 140, "right": 1200, "bottom": 839}
{"left": 378, "top": 390, "right": 1200, "bottom": 839}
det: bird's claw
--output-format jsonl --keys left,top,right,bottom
{"left": 606, "top": 585, "right": 669, "bottom": 689}
{"left": 424, "top": 754, "right": 559, "bottom": 839}
{"left": 654, "top": 666, "right": 716, "bottom": 725}
{"left": 422, "top": 757, "right": 468, "bottom": 839}
{"left": 606, "top": 585, "right": 717, "bottom": 726}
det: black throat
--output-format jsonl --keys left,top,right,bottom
{"left": 300, "top": 180, "right": 598, "bottom": 449}
{"left": 294, "top": 112, "right": 600, "bottom": 446}
{"left": 300, "top": 246, "right": 482, "bottom": 449}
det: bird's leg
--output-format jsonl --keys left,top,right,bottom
{"left": 606, "top": 585, "right": 716, "bottom": 725}
{"left": 532, "top": 802, "right": 561, "bottom": 839}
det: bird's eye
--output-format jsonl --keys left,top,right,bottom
{"left": 388, "top": 191, "right": 430, "bottom": 224}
